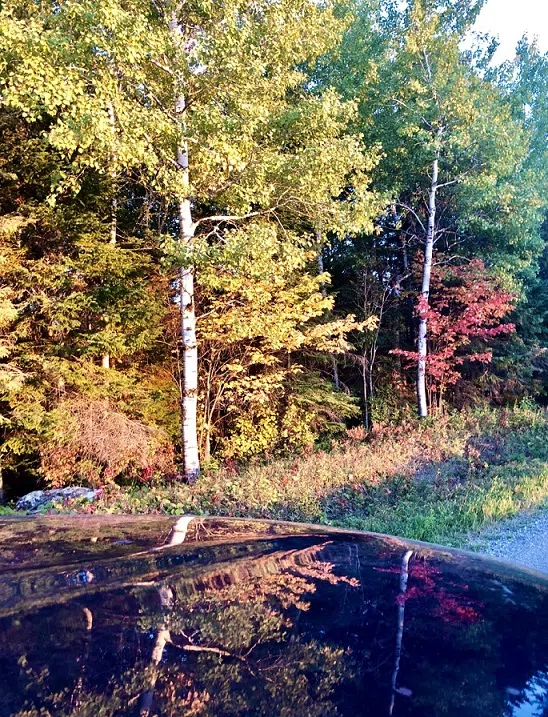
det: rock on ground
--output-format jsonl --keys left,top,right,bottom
{"left": 16, "top": 487, "right": 102, "bottom": 512}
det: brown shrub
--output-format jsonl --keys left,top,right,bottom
{"left": 40, "top": 398, "right": 175, "bottom": 487}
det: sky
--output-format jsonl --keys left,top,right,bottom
{"left": 472, "top": 0, "right": 548, "bottom": 62}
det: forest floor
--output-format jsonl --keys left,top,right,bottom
{"left": 20, "top": 403, "right": 547, "bottom": 551}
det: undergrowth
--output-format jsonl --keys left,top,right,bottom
{"left": 56, "top": 403, "right": 548, "bottom": 547}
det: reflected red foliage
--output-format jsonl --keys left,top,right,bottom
{"left": 377, "top": 559, "right": 484, "bottom": 624}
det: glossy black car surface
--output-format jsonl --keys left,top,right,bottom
{"left": 0, "top": 515, "right": 547, "bottom": 716}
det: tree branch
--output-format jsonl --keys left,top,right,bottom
{"left": 395, "top": 202, "right": 426, "bottom": 235}
{"left": 195, "top": 210, "right": 265, "bottom": 226}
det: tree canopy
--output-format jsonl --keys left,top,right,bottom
{"left": 0, "top": 0, "right": 546, "bottom": 490}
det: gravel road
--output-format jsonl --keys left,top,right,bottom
{"left": 473, "top": 509, "right": 548, "bottom": 574}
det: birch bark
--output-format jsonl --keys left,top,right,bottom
{"left": 417, "top": 144, "right": 440, "bottom": 418}
{"left": 169, "top": 15, "right": 200, "bottom": 481}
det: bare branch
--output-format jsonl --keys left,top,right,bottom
{"left": 195, "top": 210, "right": 266, "bottom": 226}
{"left": 422, "top": 49, "right": 433, "bottom": 83}
{"left": 389, "top": 98, "right": 434, "bottom": 130}
{"left": 436, "top": 178, "right": 460, "bottom": 189}
{"left": 150, "top": 58, "right": 175, "bottom": 76}
{"left": 395, "top": 202, "right": 426, "bottom": 235}
{"left": 432, "top": 255, "right": 471, "bottom": 266}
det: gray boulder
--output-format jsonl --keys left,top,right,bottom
{"left": 16, "top": 487, "right": 102, "bottom": 512}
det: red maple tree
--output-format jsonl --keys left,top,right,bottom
{"left": 392, "top": 259, "right": 515, "bottom": 407}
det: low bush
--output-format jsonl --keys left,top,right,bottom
{"left": 40, "top": 398, "right": 175, "bottom": 487}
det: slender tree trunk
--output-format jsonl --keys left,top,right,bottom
{"left": 417, "top": 149, "right": 439, "bottom": 418}
{"left": 331, "top": 351, "right": 340, "bottom": 389}
{"left": 109, "top": 196, "right": 117, "bottom": 245}
{"left": 203, "top": 429, "right": 211, "bottom": 463}
{"left": 400, "top": 235, "right": 409, "bottom": 274}
{"left": 316, "top": 229, "right": 340, "bottom": 389}
{"left": 362, "top": 357, "right": 369, "bottom": 430}
{"left": 395, "top": 329, "right": 402, "bottom": 376}
{"left": 170, "top": 16, "right": 200, "bottom": 482}
{"left": 393, "top": 201, "right": 409, "bottom": 274}
{"left": 108, "top": 102, "right": 117, "bottom": 247}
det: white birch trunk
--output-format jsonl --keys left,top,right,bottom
{"left": 362, "top": 356, "right": 369, "bottom": 430}
{"left": 177, "top": 151, "right": 200, "bottom": 482}
{"left": 170, "top": 16, "right": 200, "bottom": 482}
{"left": 417, "top": 151, "right": 439, "bottom": 418}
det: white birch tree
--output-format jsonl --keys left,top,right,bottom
{"left": 1, "top": 0, "right": 379, "bottom": 477}
{"left": 343, "top": 0, "right": 531, "bottom": 416}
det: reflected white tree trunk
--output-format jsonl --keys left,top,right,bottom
{"left": 389, "top": 549, "right": 413, "bottom": 716}
{"left": 139, "top": 517, "right": 194, "bottom": 714}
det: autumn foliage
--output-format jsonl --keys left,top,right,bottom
{"left": 392, "top": 260, "right": 516, "bottom": 406}
{"left": 0, "top": 0, "right": 547, "bottom": 491}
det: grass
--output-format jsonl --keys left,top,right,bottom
{"left": 62, "top": 403, "right": 548, "bottom": 548}
{"left": 0, "top": 506, "right": 18, "bottom": 516}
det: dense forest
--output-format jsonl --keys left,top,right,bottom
{"left": 0, "top": 0, "right": 547, "bottom": 493}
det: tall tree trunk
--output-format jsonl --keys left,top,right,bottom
{"left": 316, "top": 229, "right": 340, "bottom": 389}
{"left": 178, "top": 199, "right": 200, "bottom": 481}
{"left": 393, "top": 200, "right": 409, "bottom": 274}
{"left": 177, "top": 154, "right": 200, "bottom": 482}
{"left": 417, "top": 149, "right": 439, "bottom": 418}
{"left": 395, "top": 329, "right": 402, "bottom": 376}
{"left": 400, "top": 235, "right": 409, "bottom": 274}
{"left": 170, "top": 16, "right": 200, "bottom": 482}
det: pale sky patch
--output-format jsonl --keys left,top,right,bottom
{"left": 471, "top": 0, "right": 548, "bottom": 63}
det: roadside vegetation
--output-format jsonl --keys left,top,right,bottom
{"left": 14, "top": 403, "right": 545, "bottom": 549}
